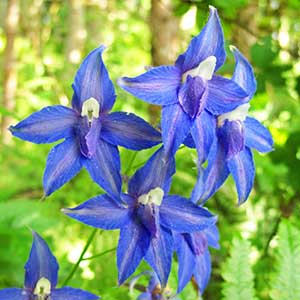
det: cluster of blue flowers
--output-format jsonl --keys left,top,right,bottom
{"left": 2, "top": 6, "right": 273, "bottom": 300}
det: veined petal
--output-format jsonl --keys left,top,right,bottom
{"left": 101, "top": 112, "right": 161, "bottom": 150}
{"left": 62, "top": 194, "right": 131, "bottom": 229}
{"left": 0, "top": 288, "right": 29, "bottom": 300}
{"left": 206, "top": 76, "right": 248, "bottom": 115}
{"left": 194, "top": 249, "right": 211, "bottom": 294}
{"left": 230, "top": 46, "right": 256, "bottom": 98}
{"left": 117, "top": 66, "right": 181, "bottom": 105}
{"left": 43, "top": 138, "right": 82, "bottom": 196}
{"left": 162, "top": 103, "right": 193, "bottom": 157}
{"left": 244, "top": 117, "right": 273, "bottom": 153}
{"left": 117, "top": 220, "right": 151, "bottom": 284}
{"left": 227, "top": 147, "right": 255, "bottom": 205}
{"left": 175, "top": 6, "right": 225, "bottom": 73}
{"left": 160, "top": 196, "right": 217, "bottom": 233}
{"left": 144, "top": 226, "right": 173, "bottom": 287}
{"left": 128, "top": 147, "right": 175, "bottom": 197}
{"left": 83, "top": 139, "right": 122, "bottom": 203}
{"left": 183, "top": 133, "right": 195, "bottom": 148}
{"left": 72, "top": 46, "right": 116, "bottom": 113}
{"left": 204, "top": 225, "right": 220, "bottom": 249}
{"left": 24, "top": 231, "right": 59, "bottom": 290}
{"left": 51, "top": 287, "right": 98, "bottom": 300}
{"left": 9, "top": 106, "right": 77, "bottom": 144}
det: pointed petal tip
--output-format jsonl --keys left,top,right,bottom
{"left": 229, "top": 45, "right": 238, "bottom": 52}
{"left": 208, "top": 5, "right": 217, "bottom": 12}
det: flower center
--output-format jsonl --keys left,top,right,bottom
{"left": 81, "top": 97, "right": 100, "bottom": 123}
{"left": 218, "top": 103, "right": 250, "bottom": 127}
{"left": 33, "top": 277, "right": 51, "bottom": 300}
{"left": 138, "top": 187, "right": 164, "bottom": 206}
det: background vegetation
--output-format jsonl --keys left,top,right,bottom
{"left": 0, "top": 0, "right": 300, "bottom": 299}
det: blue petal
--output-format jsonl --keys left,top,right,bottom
{"left": 24, "top": 231, "right": 59, "bottom": 290}
{"left": 231, "top": 46, "right": 257, "bottom": 98}
{"left": 128, "top": 147, "right": 175, "bottom": 197}
{"left": 204, "top": 225, "right": 220, "bottom": 249}
{"left": 206, "top": 76, "right": 248, "bottom": 115}
{"left": 175, "top": 234, "right": 196, "bottom": 293}
{"left": 175, "top": 6, "right": 225, "bottom": 73}
{"left": 137, "top": 293, "right": 152, "bottom": 300}
{"left": 161, "top": 103, "right": 193, "bottom": 157}
{"left": 144, "top": 226, "right": 173, "bottom": 287}
{"left": 83, "top": 139, "right": 122, "bottom": 202}
{"left": 117, "top": 66, "right": 181, "bottom": 105}
{"left": 227, "top": 147, "right": 255, "bottom": 204}
{"left": 101, "top": 112, "right": 161, "bottom": 150}
{"left": 43, "top": 138, "right": 82, "bottom": 196}
{"left": 117, "top": 220, "right": 151, "bottom": 284}
{"left": 191, "top": 110, "right": 216, "bottom": 164}
{"left": 0, "top": 288, "right": 29, "bottom": 300}
{"left": 9, "top": 106, "right": 77, "bottom": 144}
{"left": 244, "top": 117, "right": 273, "bottom": 153}
{"left": 51, "top": 287, "right": 98, "bottom": 300}
{"left": 72, "top": 46, "right": 116, "bottom": 113}
{"left": 185, "top": 232, "right": 207, "bottom": 255}
{"left": 159, "top": 196, "right": 217, "bottom": 233}
{"left": 183, "top": 133, "right": 195, "bottom": 148}
{"left": 194, "top": 249, "right": 211, "bottom": 294}
{"left": 62, "top": 194, "right": 131, "bottom": 229}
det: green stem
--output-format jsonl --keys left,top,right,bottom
{"left": 82, "top": 247, "right": 117, "bottom": 261}
{"left": 62, "top": 228, "right": 98, "bottom": 286}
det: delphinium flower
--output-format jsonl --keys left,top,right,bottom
{"left": 10, "top": 46, "right": 161, "bottom": 201}
{"left": 192, "top": 46, "right": 273, "bottom": 205}
{"left": 118, "top": 6, "right": 249, "bottom": 160}
{"left": 63, "top": 147, "right": 217, "bottom": 287}
{"left": 0, "top": 231, "right": 98, "bottom": 300}
{"left": 175, "top": 224, "right": 219, "bottom": 294}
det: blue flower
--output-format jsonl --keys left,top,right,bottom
{"left": 175, "top": 224, "right": 219, "bottom": 294}
{"left": 118, "top": 7, "right": 248, "bottom": 158}
{"left": 62, "top": 147, "right": 217, "bottom": 287}
{"left": 0, "top": 231, "right": 98, "bottom": 300}
{"left": 191, "top": 46, "right": 274, "bottom": 205}
{"left": 9, "top": 46, "right": 161, "bottom": 200}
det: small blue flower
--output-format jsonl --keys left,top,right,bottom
{"left": 0, "top": 231, "right": 98, "bottom": 300}
{"left": 118, "top": 7, "right": 248, "bottom": 158}
{"left": 62, "top": 147, "right": 217, "bottom": 287}
{"left": 10, "top": 46, "right": 161, "bottom": 201}
{"left": 192, "top": 46, "right": 274, "bottom": 205}
{"left": 175, "top": 224, "right": 219, "bottom": 294}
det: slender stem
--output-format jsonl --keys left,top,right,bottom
{"left": 82, "top": 247, "right": 117, "bottom": 261}
{"left": 62, "top": 228, "right": 98, "bottom": 286}
{"left": 125, "top": 151, "right": 138, "bottom": 174}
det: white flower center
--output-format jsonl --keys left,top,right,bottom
{"left": 138, "top": 187, "right": 164, "bottom": 206}
{"left": 218, "top": 103, "right": 250, "bottom": 127}
{"left": 182, "top": 56, "right": 217, "bottom": 81}
{"left": 81, "top": 97, "right": 100, "bottom": 123}
{"left": 33, "top": 277, "right": 51, "bottom": 300}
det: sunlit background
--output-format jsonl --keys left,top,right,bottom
{"left": 0, "top": 0, "right": 300, "bottom": 299}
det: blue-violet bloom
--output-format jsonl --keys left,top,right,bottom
{"left": 10, "top": 46, "right": 161, "bottom": 201}
{"left": 0, "top": 231, "right": 98, "bottom": 300}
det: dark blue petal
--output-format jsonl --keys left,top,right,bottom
{"left": 160, "top": 196, "right": 217, "bottom": 233}
{"left": 204, "top": 225, "right": 220, "bottom": 249}
{"left": 194, "top": 249, "right": 211, "bottom": 294}
{"left": 101, "top": 112, "right": 161, "bottom": 150}
{"left": 9, "top": 106, "right": 78, "bottom": 144}
{"left": 244, "top": 117, "right": 273, "bottom": 153}
{"left": 161, "top": 103, "right": 193, "bottom": 157}
{"left": 128, "top": 147, "right": 175, "bottom": 197}
{"left": 191, "top": 110, "right": 216, "bottom": 164}
{"left": 72, "top": 46, "right": 116, "bottom": 113}
{"left": 0, "top": 288, "right": 29, "bottom": 300}
{"left": 83, "top": 139, "right": 122, "bottom": 202}
{"left": 185, "top": 232, "right": 207, "bottom": 255}
{"left": 176, "top": 234, "right": 196, "bottom": 293}
{"left": 144, "top": 226, "right": 173, "bottom": 287}
{"left": 183, "top": 133, "right": 195, "bottom": 148}
{"left": 62, "top": 194, "right": 131, "bottom": 229}
{"left": 137, "top": 204, "right": 160, "bottom": 237}
{"left": 231, "top": 46, "right": 257, "bottom": 98}
{"left": 24, "top": 231, "right": 59, "bottom": 290}
{"left": 206, "top": 76, "right": 248, "bottom": 115}
{"left": 175, "top": 6, "right": 225, "bottom": 73}
{"left": 51, "top": 287, "right": 98, "bottom": 300}
{"left": 117, "top": 66, "right": 181, "bottom": 105}
{"left": 218, "top": 120, "right": 244, "bottom": 160}
{"left": 43, "top": 138, "right": 82, "bottom": 196}
{"left": 117, "top": 220, "right": 151, "bottom": 284}
{"left": 227, "top": 147, "right": 255, "bottom": 205}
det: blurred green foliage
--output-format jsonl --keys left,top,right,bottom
{"left": 0, "top": 0, "right": 300, "bottom": 299}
